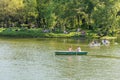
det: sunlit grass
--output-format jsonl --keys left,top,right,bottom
{"left": 0, "top": 28, "right": 117, "bottom": 39}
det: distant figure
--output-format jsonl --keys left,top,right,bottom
{"left": 102, "top": 39, "right": 110, "bottom": 46}
{"left": 77, "top": 28, "right": 81, "bottom": 32}
{"left": 94, "top": 41, "right": 101, "bottom": 47}
{"left": 68, "top": 47, "right": 72, "bottom": 51}
{"left": 89, "top": 40, "right": 100, "bottom": 47}
{"left": 89, "top": 41, "right": 95, "bottom": 47}
{"left": 77, "top": 46, "right": 81, "bottom": 52}
{"left": 43, "top": 29, "right": 49, "bottom": 33}
{"left": 81, "top": 30, "right": 86, "bottom": 36}
{"left": 64, "top": 30, "right": 68, "bottom": 34}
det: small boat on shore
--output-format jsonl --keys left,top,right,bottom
{"left": 55, "top": 51, "right": 88, "bottom": 55}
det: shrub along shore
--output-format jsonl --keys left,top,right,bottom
{"left": 0, "top": 28, "right": 117, "bottom": 39}
{"left": 0, "top": 28, "right": 84, "bottom": 38}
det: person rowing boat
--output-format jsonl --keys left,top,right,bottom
{"left": 68, "top": 46, "right": 73, "bottom": 51}
{"left": 76, "top": 46, "right": 81, "bottom": 52}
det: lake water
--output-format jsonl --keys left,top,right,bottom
{"left": 0, "top": 38, "right": 120, "bottom": 80}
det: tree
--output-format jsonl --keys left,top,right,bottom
{"left": 92, "top": 0, "right": 120, "bottom": 36}
{"left": 0, "top": 0, "right": 24, "bottom": 27}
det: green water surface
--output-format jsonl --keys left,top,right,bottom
{"left": 0, "top": 38, "right": 120, "bottom": 80}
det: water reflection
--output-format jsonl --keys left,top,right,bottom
{"left": 55, "top": 55, "right": 120, "bottom": 80}
{"left": 0, "top": 38, "right": 120, "bottom": 80}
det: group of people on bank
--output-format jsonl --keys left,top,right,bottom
{"left": 89, "top": 39, "right": 110, "bottom": 47}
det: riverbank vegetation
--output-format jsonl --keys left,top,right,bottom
{"left": 0, "top": 27, "right": 87, "bottom": 38}
{"left": 0, "top": 0, "right": 120, "bottom": 38}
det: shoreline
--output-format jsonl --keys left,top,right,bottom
{"left": 0, "top": 32, "right": 117, "bottom": 40}
{"left": 0, "top": 28, "right": 117, "bottom": 39}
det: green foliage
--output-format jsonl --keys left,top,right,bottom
{"left": 0, "top": 28, "right": 83, "bottom": 38}
{"left": 92, "top": 0, "right": 120, "bottom": 36}
{"left": 0, "top": 0, "right": 120, "bottom": 37}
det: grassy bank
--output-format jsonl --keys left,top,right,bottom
{"left": 0, "top": 28, "right": 117, "bottom": 39}
{"left": 0, "top": 28, "right": 84, "bottom": 38}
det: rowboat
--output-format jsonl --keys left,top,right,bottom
{"left": 55, "top": 51, "right": 88, "bottom": 55}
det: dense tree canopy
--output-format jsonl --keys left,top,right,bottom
{"left": 0, "top": 0, "right": 120, "bottom": 36}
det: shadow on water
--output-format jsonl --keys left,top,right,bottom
{"left": 87, "top": 55, "right": 120, "bottom": 59}
{"left": 55, "top": 54, "right": 120, "bottom": 59}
